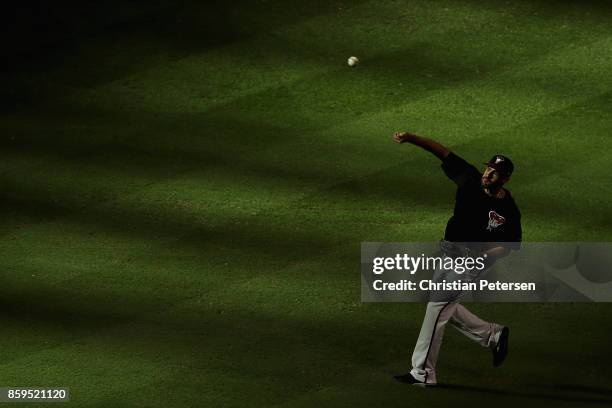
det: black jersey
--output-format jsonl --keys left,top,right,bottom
{"left": 441, "top": 153, "right": 521, "bottom": 249}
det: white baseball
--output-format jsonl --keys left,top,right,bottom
{"left": 347, "top": 56, "right": 359, "bottom": 67}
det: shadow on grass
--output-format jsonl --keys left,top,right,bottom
{"left": 3, "top": 0, "right": 370, "bottom": 75}
{"left": 540, "top": 384, "right": 612, "bottom": 398}
{"left": 0, "top": 273, "right": 399, "bottom": 386}
{"left": 436, "top": 383, "right": 612, "bottom": 405}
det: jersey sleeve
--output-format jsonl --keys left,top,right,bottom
{"left": 441, "top": 152, "right": 481, "bottom": 187}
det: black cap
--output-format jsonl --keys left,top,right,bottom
{"left": 484, "top": 154, "right": 514, "bottom": 177}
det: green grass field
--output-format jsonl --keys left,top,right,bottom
{"left": 3, "top": 0, "right": 612, "bottom": 406}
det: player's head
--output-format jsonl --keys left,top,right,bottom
{"left": 481, "top": 154, "right": 513, "bottom": 189}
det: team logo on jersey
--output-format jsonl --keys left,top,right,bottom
{"left": 487, "top": 210, "right": 505, "bottom": 230}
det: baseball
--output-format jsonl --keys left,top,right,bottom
{"left": 347, "top": 56, "right": 359, "bottom": 67}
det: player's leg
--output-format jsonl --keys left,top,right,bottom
{"left": 450, "top": 303, "right": 510, "bottom": 366}
{"left": 408, "top": 301, "right": 457, "bottom": 384}
{"left": 402, "top": 264, "right": 463, "bottom": 385}
{"left": 449, "top": 303, "right": 503, "bottom": 347}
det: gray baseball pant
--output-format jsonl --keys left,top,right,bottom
{"left": 409, "top": 301, "right": 503, "bottom": 384}
{"left": 409, "top": 260, "right": 503, "bottom": 384}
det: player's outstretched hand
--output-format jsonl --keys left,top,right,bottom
{"left": 393, "top": 131, "right": 414, "bottom": 144}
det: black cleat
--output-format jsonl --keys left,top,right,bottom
{"left": 492, "top": 326, "right": 510, "bottom": 367}
{"left": 393, "top": 373, "right": 430, "bottom": 386}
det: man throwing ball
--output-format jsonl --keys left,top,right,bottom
{"left": 392, "top": 131, "right": 522, "bottom": 386}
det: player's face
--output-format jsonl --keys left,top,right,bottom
{"left": 481, "top": 166, "right": 506, "bottom": 188}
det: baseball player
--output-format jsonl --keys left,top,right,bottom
{"left": 392, "top": 131, "right": 522, "bottom": 386}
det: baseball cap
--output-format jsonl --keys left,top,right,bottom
{"left": 484, "top": 154, "right": 514, "bottom": 177}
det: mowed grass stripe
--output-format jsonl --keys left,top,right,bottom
{"left": 5, "top": 3, "right": 612, "bottom": 220}
{"left": 3, "top": 11, "right": 604, "bottom": 214}
{"left": 48, "top": 0, "right": 610, "bottom": 116}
